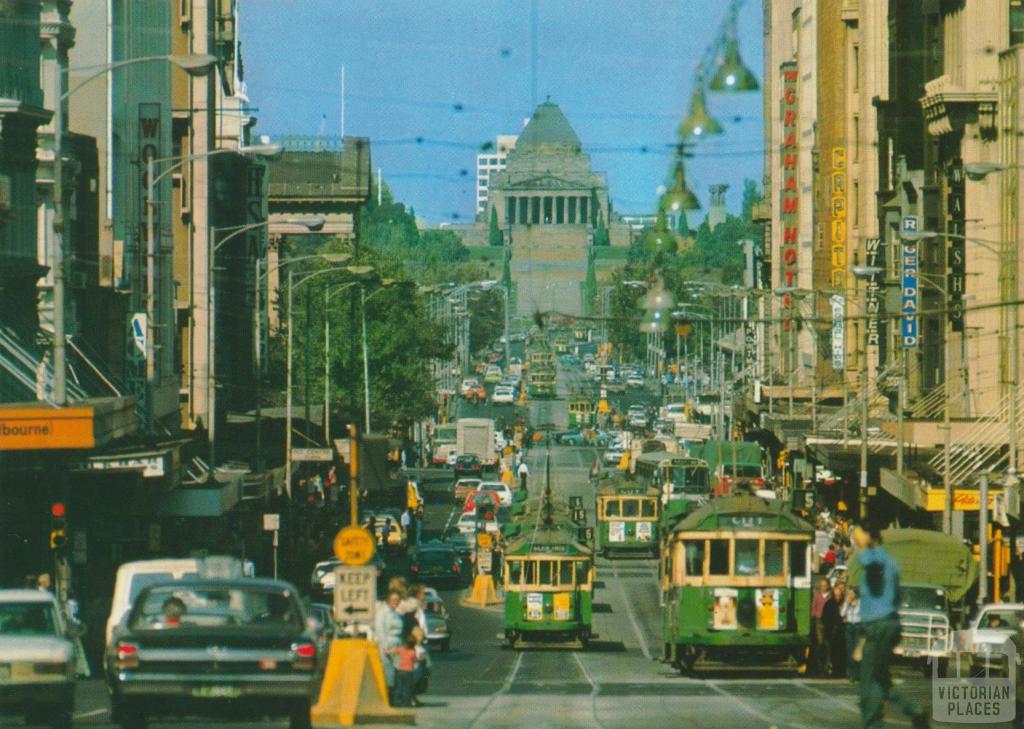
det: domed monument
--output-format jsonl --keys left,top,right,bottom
{"left": 486, "top": 100, "right": 609, "bottom": 317}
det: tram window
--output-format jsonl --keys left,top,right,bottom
{"left": 735, "top": 540, "right": 759, "bottom": 576}
{"left": 622, "top": 499, "right": 639, "bottom": 518}
{"left": 508, "top": 560, "right": 522, "bottom": 585}
{"left": 575, "top": 561, "right": 589, "bottom": 586}
{"left": 789, "top": 541, "right": 809, "bottom": 578}
{"left": 559, "top": 560, "right": 574, "bottom": 586}
{"left": 709, "top": 540, "right": 729, "bottom": 575}
{"left": 523, "top": 560, "right": 536, "bottom": 584}
{"left": 538, "top": 561, "right": 554, "bottom": 585}
{"left": 764, "top": 541, "right": 785, "bottom": 576}
{"left": 641, "top": 500, "right": 656, "bottom": 518}
{"left": 604, "top": 500, "right": 620, "bottom": 517}
{"left": 684, "top": 540, "right": 705, "bottom": 576}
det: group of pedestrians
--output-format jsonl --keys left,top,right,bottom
{"left": 373, "top": 577, "right": 431, "bottom": 708}
{"left": 810, "top": 576, "right": 860, "bottom": 680}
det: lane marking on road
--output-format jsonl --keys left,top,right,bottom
{"left": 707, "top": 681, "right": 810, "bottom": 729}
{"left": 573, "top": 651, "right": 609, "bottom": 729}
{"left": 73, "top": 708, "right": 108, "bottom": 719}
{"left": 611, "top": 563, "right": 653, "bottom": 660}
{"left": 791, "top": 680, "right": 859, "bottom": 714}
{"left": 466, "top": 650, "right": 524, "bottom": 729}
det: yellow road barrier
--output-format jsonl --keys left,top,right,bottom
{"left": 311, "top": 638, "right": 414, "bottom": 726}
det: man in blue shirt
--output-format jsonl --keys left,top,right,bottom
{"left": 852, "top": 521, "right": 929, "bottom": 729}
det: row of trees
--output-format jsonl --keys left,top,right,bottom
{"left": 607, "top": 180, "right": 763, "bottom": 363}
{"left": 263, "top": 183, "right": 505, "bottom": 433}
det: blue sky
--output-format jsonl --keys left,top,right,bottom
{"left": 242, "top": 0, "right": 764, "bottom": 224}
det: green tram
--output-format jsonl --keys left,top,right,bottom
{"left": 568, "top": 397, "right": 595, "bottom": 429}
{"left": 594, "top": 477, "right": 660, "bottom": 558}
{"left": 502, "top": 524, "right": 595, "bottom": 647}
{"left": 661, "top": 495, "right": 814, "bottom": 673}
{"left": 528, "top": 368, "right": 557, "bottom": 398}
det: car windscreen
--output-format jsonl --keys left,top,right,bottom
{"left": 979, "top": 610, "right": 1022, "bottom": 630}
{"left": 671, "top": 466, "right": 710, "bottom": 494}
{"left": 130, "top": 584, "right": 303, "bottom": 631}
{"left": 900, "top": 586, "right": 947, "bottom": 612}
{"left": 130, "top": 571, "right": 199, "bottom": 605}
{"left": 0, "top": 602, "right": 58, "bottom": 636}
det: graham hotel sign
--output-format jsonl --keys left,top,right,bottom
{"left": 780, "top": 62, "right": 798, "bottom": 330}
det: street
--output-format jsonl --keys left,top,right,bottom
{"left": 62, "top": 441, "right": 941, "bottom": 729}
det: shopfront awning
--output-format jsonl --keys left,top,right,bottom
{"left": 0, "top": 396, "right": 137, "bottom": 451}
{"left": 158, "top": 474, "right": 243, "bottom": 517}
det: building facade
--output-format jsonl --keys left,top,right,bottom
{"left": 487, "top": 101, "right": 609, "bottom": 318}
{"left": 476, "top": 134, "right": 517, "bottom": 218}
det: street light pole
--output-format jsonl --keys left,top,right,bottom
{"left": 49, "top": 53, "right": 217, "bottom": 406}
{"left": 361, "top": 285, "right": 371, "bottom": 432}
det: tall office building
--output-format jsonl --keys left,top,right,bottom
{"left": 476, "top": 134, "right": 517, "bottom": 217}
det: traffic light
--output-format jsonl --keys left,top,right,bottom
{"left": 476, "top": 503, "right": 494, "bottom": 525}
{"left": 50, "top": 502, "right": 67, "bottom": 552}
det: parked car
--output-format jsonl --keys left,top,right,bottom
{"left": 483, "top": 365, "right": 503, "bottom": 384}
{"left": 460, "top": 379, "right": 486, "bottom": 401}
{"left": 453, "top": 478, "right": 483, "bottom": 501}
{"left": 409, "top": 545, "right": 464, "bottom": 588}
{"left": 478, "top": 480, "right": 513, "bottom": 506}
{"left": 361, "top": 511, "right": 406, "bottom": 548}
{"left": 423, "top": 589, "right": 452, "bottom": 651}
{"left": 105, "top": 556, "right": 254, "bottom": 645}
{"left": 492, "top": 386, "right": 516, "bottom": 404}
{"left": 0, "top": 589, "right": 76, "bottom": 729}
{"left": 310, "top": 555, "right": 386, "bottom": 601}
{"left": 454, "top": 511, "right": 499, "bottom": 536}
{"left": 105, "top": 578, "right": 320, "bottom": 729}
{"left": 965, "top": 603, "right": 1024, "bottom": 674}
{"left": 558, "top": 431, "right": 588, "bottom": 446}
{"left": 454, "top": 454, "right": 483, "bottom": 478}
{"left": 603, "top": 446, "right": 626, "bottom": 465}
{"left": 626, "top": 374, "right": 644, "bottom": 388}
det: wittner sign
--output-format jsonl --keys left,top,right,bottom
{"left": 779, "top": 61, "right": 799, "bottom": 330}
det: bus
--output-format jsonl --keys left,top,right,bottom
{"left": 661, "top": 495, "right": 813, "bottom": 673}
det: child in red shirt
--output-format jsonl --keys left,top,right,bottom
{"left": 390, "top": 632, "right": 418, "bottom": 707}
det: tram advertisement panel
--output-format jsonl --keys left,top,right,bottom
{"left": 713, "top": 588, "right": 738, "bottom": 630}
{"left": 756, "top": 589, "right": 780, "bottom": 630}
{"left": 636, "top": 522, "right": 652, "bottom": 542}
{"left": 609, "top": 521, "right": 625, "bottom": 542}
{"left": 526, "top": 592, "right": 543, "bottom": 620}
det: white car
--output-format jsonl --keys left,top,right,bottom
{"left": 455, "top": 511, "right": 499, "bottom": 535}
{"left": 603, "top": 447, "right": 626, "bottom": 465}
{"left": 626, "top": 374, "right": 644, "bottom": 388}
{"left": 478, "top": 480, "right": 513, "bottom": 506}
{"left": 492, "top": 386, "right": 515, "bottom": 404}
{"left": 966, "top": 603, "right": 1024, "bottom": 673}
{"left": 0, "top": 589, "right": 76, "bottom": 727}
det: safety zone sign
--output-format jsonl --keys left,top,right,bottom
{"left": 332, "top": 565, "right": 376, "bottom": 623}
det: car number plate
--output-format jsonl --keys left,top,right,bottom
{"left": 0, "top": 664, "right": 10, "bottom": 681}
{"left": 192, "top": 685, "right": 242, "bottom": 699}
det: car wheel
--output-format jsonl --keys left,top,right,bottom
{"left": 289, "top": 700, "right": 312, "bottom": 729}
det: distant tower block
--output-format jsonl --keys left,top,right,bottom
{"left": 708, "top": 184, "right": 729, "bottom": 231}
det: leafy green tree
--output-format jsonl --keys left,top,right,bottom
{"left": 593, "top": 213, "right": 610, "bottom": 247}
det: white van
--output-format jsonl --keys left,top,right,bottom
{"left": 105, "top": 556, "right": 253, "bottom": 644}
